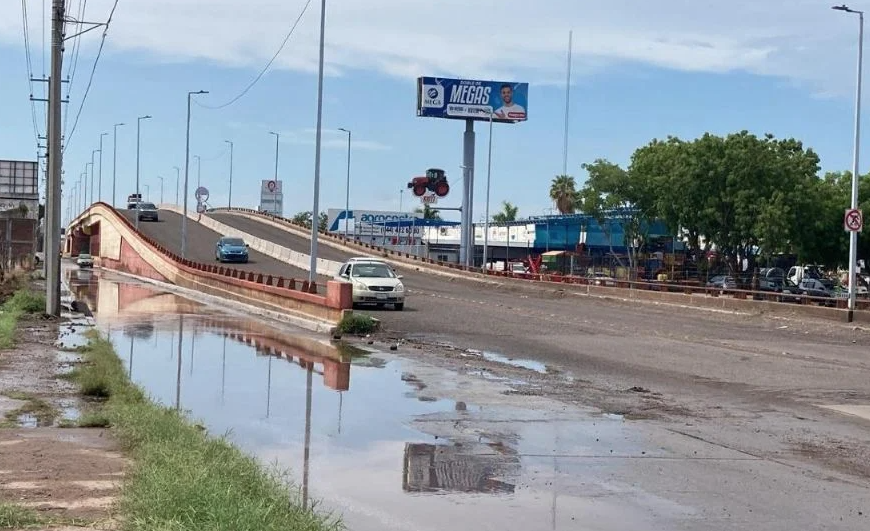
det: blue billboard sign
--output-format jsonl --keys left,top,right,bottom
{"left": 417, "top": 77, "right": 529, "bottom": 123}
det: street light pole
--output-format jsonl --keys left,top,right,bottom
{"left": 89, "top": 149, "right": 99, "bottom": 204}
{"left": 269, "top": 131, "right": 280, "bottom": 183}
{"left": 834, "top": 4, "right": 864, "bottom": 321}
{"left": 135, "top": 114, "right": 152, "bottom": 230}
{"left": 338, "top": 128, "right": 351, "bottom": 238}
{"left": 84, "top": 162, "right": 91, "bottom": 208}
{"left": 112, "top": 123, "right": 124, "bottom": 208}
{"left": 173, "top": 166, "right": 180, "bottom": 206}
{"left": 144, "top": 184, "right": 150, "bottom": 202}
{"left": 482, "top": 107, "right": 494, "bottom": 270}
{"left": 182, "top": 91, "right": 209, "bottom": 259}
{"left": 308, "top": 0, "right": 327, "bottom": 285}
{"left": 98, "top": 132, "right": 107, "bottom": 202}
{"left": 194, "top": 154, "right": 201, "bottom": 189}
{"left": 224, "top": 140, "right": 233, "bottom": 208}
{"left": 157, "top": 176, "right": 164, "bottom": 204}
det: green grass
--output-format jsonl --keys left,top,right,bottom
{"left": 0, "top": 390, "right": 58, "bottom": 427}
{"left": 0, "top": 502, "right": 43, "bottom": 529}
{"left": 336, "top": 313, "right": 377, "bottom": 335}
{"left": 70, "top": 333, "right": 340, "bottom": 531}
{"left": 0, "top": 289, "right": 46, "bottom": 349}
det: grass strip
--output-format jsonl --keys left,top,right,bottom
{"left": 0, "top": 289, "right": 46, "bottom": 349}
{"left": 0, "top": 502, "right": 44, "bottom": 529}
{"left": 70, "top": 332, "right": 340, "bottom": 531}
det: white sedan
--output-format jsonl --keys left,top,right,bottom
{"left": 335, "top": 260, "right": 405, "bottom": 310}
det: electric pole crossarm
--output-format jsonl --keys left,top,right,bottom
{"left": 62, "top": 21, "right": 106, "bottom": 41}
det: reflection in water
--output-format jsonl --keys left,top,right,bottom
{"left": 302, "top": 364, "right": 313, "bottom": 511}
{"left": 175, "top": 315, "right": 183, "bottom": 412}
{"left": 221, "top": 336, "right": 226, "bottom": 405}
{"left": 128, "top": 335, "right": 134, "bottom": 378}
{"left": 266, "top": 355, "right": 272, "bottom": 418}
{"left": 402, "top": 443, "right": 519, "bottom": 494}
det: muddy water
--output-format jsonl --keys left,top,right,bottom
{"left": 65, "top": 268, "right": 868, "bottom": 531}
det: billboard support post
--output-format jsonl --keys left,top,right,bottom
{"left": 461, "top": 120, "right": 475, "bottom": 267}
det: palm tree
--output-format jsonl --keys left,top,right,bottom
{"left": 414, "top": 204, "right": 441, "bottom": 220}
{"left": 492, "top": 201, "right": 519, "bottom": 223}
{"left": 549, "top": 175, "right": 577, "bottom": 214}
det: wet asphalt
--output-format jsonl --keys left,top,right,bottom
{"left": 67, "top": 267, "right": 870, "bottom": 530}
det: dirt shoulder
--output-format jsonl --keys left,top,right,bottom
{"left": 0, "top": 282, "right": 122, "bottom": 530}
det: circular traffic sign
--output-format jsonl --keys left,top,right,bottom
{"left": 845, "top": 208, "right": 863, "bottom": 232}
{"left": 195, "top": 186, "right": 209, "bottom": 202}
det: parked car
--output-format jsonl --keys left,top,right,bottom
{"left": 76, "top": 253, "right": 94, "bottom": 268}
{"left": 586, "top": 272, "right": 617, "bottom": 286}
{"left": 706, "top": 275, "right": 737, "bottom": 290}
{"left": 797, "top": 278, "right": 835, "bottom": 306}
{"left": 335, "top": 259, "right": 405, "bottom": 310}
{"left": 135, "top": 202, "right": 159, "bottom": 222}
{"left": 215, "top": 237, "right": 249, "bottom": 263}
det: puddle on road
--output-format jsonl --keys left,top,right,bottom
{"left": 71, "top": 268, "right": 715, "bottom": 531}
{"left": 464, "top": 348, "right": 549, "bottom": 374}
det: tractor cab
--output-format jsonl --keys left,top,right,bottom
{"left": 408, "top": 168, "right": 450, "bottom": 197}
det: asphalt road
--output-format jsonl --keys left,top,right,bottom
{"left": 119, "top": 209, "right": 331, "bottom": 285}
{"left": 135, "top": 210, "right": 870, "bottom": 526}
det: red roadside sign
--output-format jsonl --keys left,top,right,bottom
{"left": 844, "top": 208, "right": 863, "bottom": 232}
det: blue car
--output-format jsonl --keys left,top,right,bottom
{"left": 215, "top": 237, "right": 249, "bottom": 263}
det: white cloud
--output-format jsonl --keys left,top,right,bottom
{"left": 1, "top": 0, "right": 864, "bottom": 95}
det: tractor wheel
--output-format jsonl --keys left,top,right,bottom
{"left": 434, "top": 180, "right": 450, "bottom": 197}
{"left": 413, "top": 185, "right": 427, "bottom": 197}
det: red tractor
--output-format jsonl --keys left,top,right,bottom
{"left": 408, "top": 168, "right": 450, "bottom": 197}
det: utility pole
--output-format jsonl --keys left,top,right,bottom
{"left": 90, "top": 150, "right": 98, "bottom": 204}
{"left": 308, "top": 0, "right": 327, "bottom": 284}
{"left": 112, "top": 123, "right": 124, "bottom": 208}
{"left": 338, "top": 128, "right": 351, "bottom": 238}
{"left": 98, "top": 132, "right": 107, "bottom": 202}
{"left": 84, "top": 162, "right": 91, "bottom": 208}
{"left": 45, "top": 0, "right": 64, "bottom": 316}
{"left": 194, "top": 154, "right": 201, "bottom": 188}
{"left": 224, "top": 141, "right": 234, "bottom": 208}
{"left": 182, "top": 91, "right": 208, "bottom": 259}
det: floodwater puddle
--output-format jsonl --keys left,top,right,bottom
{"left": 464, "top": 348, "right": 549, "bottom": 374}
{"left": 72, "top": 268, "right": 752, "bottom": 531}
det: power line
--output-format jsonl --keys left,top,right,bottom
{"left": 21, "top": 0, "right": 41, "bottom": 145}
{"left": 63, "top": 0, "right": 119, "bottom": 154}
{"left": 63, "top": 0, "right": 86, "bottom": 137}
{"left": 194, "top": 0, "right": 312, "bottom": 110}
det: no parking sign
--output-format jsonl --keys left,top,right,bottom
{"left": 844, "top": 208, "right": 863, "bottom": 232}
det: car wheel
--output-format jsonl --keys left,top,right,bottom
{"left": 394, "top": 303, "right": 404, "bottom": 311}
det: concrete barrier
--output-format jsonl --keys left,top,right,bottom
{"left": 67, "top": 203, "right": 352, "bottom": 329}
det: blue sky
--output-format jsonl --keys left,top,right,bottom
{"left": 0, "top": 0, "right": 867, "bottom": 224}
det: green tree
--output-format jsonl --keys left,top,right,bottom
{"left": 577, "top": 159, "right": 654, "bottom": 276}
{"left": 413, "top": 204, "right": 441, "bottom": 220}
{"left": 549, "top": 175, "right": 577, "bottom": 214}
{"left": 629, "top": 131, "right": 822, "bottom": 273}
{"left": 292, "top": 211, "right": 329, "bottom": 232}
{"left": 491, "top": 201, "right": 519, "bottom": 223}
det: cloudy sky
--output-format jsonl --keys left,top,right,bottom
{"left": 0, "top": 0, "right": 866, "bottom": 221}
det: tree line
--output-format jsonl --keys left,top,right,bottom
{"left": 549, "top": 131, "right": 870, "bottom": 272}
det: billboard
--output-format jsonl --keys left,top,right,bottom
{"left": 417, "top": 77, "right": 529, "bottom": 123}
{"left": 259, "top": 179, "right": 283, "bottom": 216}
{"left": 0, "top": 160, "right": 38, "bottom": 198}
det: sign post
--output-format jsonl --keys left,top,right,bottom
{"left": 416, "top": 76, "right": 528, "bottom": 267}
{"left": 844, "top": 208, "right": 864, "bottom": 232}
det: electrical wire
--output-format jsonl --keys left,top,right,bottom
{"left": 63, "top": 0, "right": 119, "bottom": 154}
{"left": 63, "top": 0, "right": 86, "bottom": 137}
{"left": 194, "top": 0, "right": 312, "bottom": 110}
{"left": 21, "top": 0, "right": 42, "bottom": 146}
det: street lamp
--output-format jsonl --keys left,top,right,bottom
{"left": 833, "top": 3, "right": 864, "bottom": 321}
{"left": 338, "top": 128, "right": 351, "bottom": 238}
{"left": 173, "top": 166, "right": 181, "bottom": 206}
{"left": 182, "top": 90, "right": 209, "bottom": 259}
{"left": 225, "top": 140, "right": 234, "bottom": 208}
{"left": 89, "top": 149, "right": 99, "bottom": 204}
{"left": 144, "top": 184, "right": 150, "bottom": 202}
{"left": 480, "top": 107, "right": 494, "bottom": 271}
{"left": 84, "top": 162, "right": 92, "bottom": 208}
{"left": 269, "top": 131, "right": 280, "bottom": 183}
{"left": 98, "top": 132, "right": 107, "bottom": 202}
{"left": 157, "top": 176, "right": 164, "bottom": 204}
{"left": 136, "top": 114, "right": 152, "bottom": 230}
{"left": 112, "top": 123, "right": 124, "bottom": 208}
{"left": 193, "top": 154, "right": 202, "bottom": 189}
{"left": 308, "top": 0, "right": 327, "bottom": 285}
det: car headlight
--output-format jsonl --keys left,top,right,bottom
{"left": 353, "top": 281, "right": 367, "bottom": 290}
{"left": 395, "top": 284, "right": 404, "bottom": 292}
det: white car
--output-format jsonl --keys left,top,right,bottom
{"left": 76, "top": 253, "right": 94, "bottom": 268}
{"left": 335, "top": 259, "right": 405, "bottom": 310}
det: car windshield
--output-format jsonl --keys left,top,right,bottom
{"left": 138, "top": 203, "right": 156, "bottom": 209}
{"left": 222, "top": 238, "right": 245, "bottom": 246}
{"left": 78, "top": 254, "right": 92, "bottom": 259}
{"left": 351, "top": 263, "right": 395, "bottom": 278}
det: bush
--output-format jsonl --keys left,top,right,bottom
{"left": 3, "top": 290, "right": 45, "bottom": 314}
{"left": 336, "top": 314, "right": 377, "bottom": 335}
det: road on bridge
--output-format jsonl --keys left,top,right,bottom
{"left": 134, "top": 209, "right": 870, "bottom": 513}
{"left": 119, "top": 209, "right": 332, "bottom": 286}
